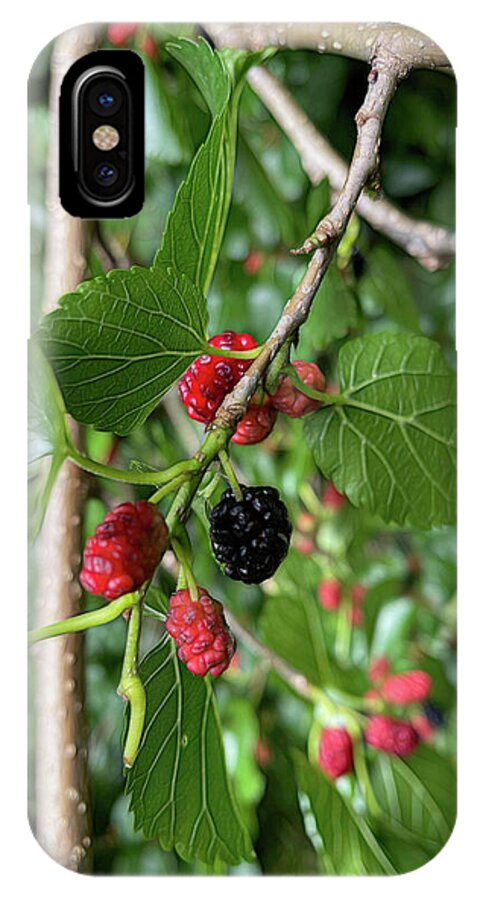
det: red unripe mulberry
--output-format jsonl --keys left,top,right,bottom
{"left": 351, "top": 583, "right": 367, "bottom": 605}
{"left": 365, "top": 715, "right": 419, "bottom": 756}
{"left": 380, "top": 670, "right": 432, "bottom": 705}
{"left": 107, "top": 23, "right": 138, "bottom": 45}
{"left": 231, "top": 401, "right": 277, "bottom": 445}
{"left": 270, "top": 360, "right": 326, "bottom": 418}
{"left": 243, "top": 251, "right": 264, "bottom": 275}
{"left": 80, "top": 501, "right": 168, "bottom": 600}
{"left": 165, "top": 587, "right": 236, "bottom": 677}
{"left": 179, "top": 331, "right": 257, "bottom": 425}
{"left": 319, "top": 727, "right": 354, "bottom": 778}
{"left": 323, "top": 482, "right": 346, "bottom": 510}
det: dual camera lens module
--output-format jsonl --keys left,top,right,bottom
{"left": 59, "top": 50, "right": 144, "bottom": 217}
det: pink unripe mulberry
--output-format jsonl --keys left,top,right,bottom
{"left": 365, "top": 715, "right": 419, "bottom": 756}
{"left": 380, "top": 670, "right": 432, "bottom": 705}
{"left": 368, "top": 656, "right": 391, "bottom": 684}
{"left": 319, "top": 727, "right": 354, "bottom": 778}
{"left": 351, "top": 583, "right": 367, "bottom": 605}
{"left": 165, "top": 587, "right": 236, "bottom": 677}
{"left": 318, "top": 578, "right": 341, "bottom": 611}
{"left": 411, "top": 714, "right": 435, "bottom": 743}
{"left": 270, "top": 360, "right": 326, "bottom": 418}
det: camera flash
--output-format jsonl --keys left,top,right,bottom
{"left": 92, "top": 125, "right": 120, "bottom": 151}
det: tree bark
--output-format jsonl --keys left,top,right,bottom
{"left": 206, "top": 22, "right": 453, "bottom": 73}
{"left": 31, "top": 24, "right": 97, "bottom": 873}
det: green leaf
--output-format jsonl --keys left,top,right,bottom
{"left": 166, "top": 37, "right": 230, "bottom": 117}
{"left": 370, "top": 598, "right": 417, "bottom": 659}
{"left": 304, "top": 332, "right": 456, "bottom": 528}
{"left": 154, "top": 111, "right": 237, "bottom": 297}
{"left": 358, "top": 245, "right": 420, "bottom": 331}
{"left": 154, "top": 40, "right": 243, "bottom": 297}
{"left": 38, "top": 265, "right": 208, "bottom": 434}
{"left": 223, "top": 697, "right": 265, "bottom": 811}
{"left": 28, "top": 340, "right": 70, "bottom": 463}
{"left": 360, "top": 579, "right": 403, "bottom": 650}
{"left": 299, "top": 262, "right": 358, "bottom": 355}
{"left": 370, "top": 744, "right": 456, "bottom": 855}
{"left": 294, "top": 753, "right": 397, "bottom": 874}
{"left": 125, "top": 635, "right": 253, "bottom": 866}
{"left": 260, "top": 553, "right": 334, "bottom": 687}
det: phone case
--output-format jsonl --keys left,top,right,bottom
{"left": 28, "top": 21, "right": 457, "bottom": 876}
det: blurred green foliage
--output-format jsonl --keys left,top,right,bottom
{"left": 28, "top": 24, "right": 456, "bottom": 875}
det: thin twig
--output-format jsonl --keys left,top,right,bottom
{"left": 247, "top": 66, "right": 455, "bottom": 271}
{"left": 210, "top": 45, "right": 406, "bottom": 429}
{"left": 224, "top": 609, "right": 315, "bottom": 701}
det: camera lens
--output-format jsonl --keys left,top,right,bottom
{"left": 87, "top": 78, "right": 123, "bottom": 116}
{"left": 98, "top": 91, "right": 115, "bottom": 110}
{"left": 94, "top": 162, "right": 119, "bottom": 187}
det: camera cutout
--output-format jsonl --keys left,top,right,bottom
{"left": 59, "top": 50, "right": 144, "bottom": 218}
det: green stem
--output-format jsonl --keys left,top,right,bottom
{"left": 69, "top": 445, "right": 200, "bottom": 486}
{"left": 28, "top": 590, "right": 142, "bottom": 645}
{"left": 165, "top": 424, "right": 233, "bottom": 532}
{"left": 218, "top": 448, "right": 243, "bottom": 500}
{"left": 204, "top": 343, "right": 264, "bottom": 360}
{"left": 118, "top": 603, "right": 146, "bottom": 768}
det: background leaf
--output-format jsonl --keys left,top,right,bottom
{"left": 39, "top": 265, "right": 208, "bottom": 434}
{"left": 28, "top": 342, "right": 72, "bottom": 538}
{"left": 298, "top": 261, "right": 359, "bottom": 354}
{"left": 125, "top": 635, "right": 253, "bottom": 866}
{"left": 260, "top": 553, "right": 334, "bottom": 687}
{"left": 358, "top": 245, "right": 420, "bottom": 331}
{"left": 294, "top": 753, "right": 397, "bottom": 874}
{"left": 370, "top": 744, "right": 456, "bottom": 855}
{"left": 304, "top": 332, "right": 456, "bottom": 528}
{"left": 28, "top": 340, "right": 70, "bottom": 463}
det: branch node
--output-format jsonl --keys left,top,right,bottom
{"left": 292, "top": 217, "right": 337, "bottom": 255}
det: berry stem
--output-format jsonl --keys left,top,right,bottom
{"left": 351, "top": 736, "right": 382, "bottom": 817}
{"left": 265, "top": 338, "right": 293, "bottom": 394}
{"left": 171, "top": 535, "right": 199, "bottom": 601}
{"left": 282, "top": 364, "right": 339, "bottom": 406}
{"left": 218, "top": 449, "right": 243, "bottom": 501}
{"left": 118, "top": 602, "right": 146, "bottom": 768}
{"left": 148, "top": 472, "right": 192, "bottom": 505}
{"left": 68, "top": 445, "right": 200, "bottom": 486}
{"left": 28, "top": 589, "right": 143, "bottom": 645}
{"left": 335, "top": 597, "right": 353, "bottom": 665}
